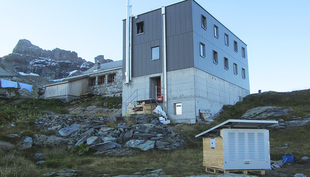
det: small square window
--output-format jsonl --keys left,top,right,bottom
{"left": 213, "top": 50, "right": 218, "bottom": 64}
{"left": 233, "top": 63, "right": 238, "bottom": 75}
{"left": 89, "top": 77, "right": 96, "bottom": 86}
{"left": 136, "top": 22, "right": 144, "bottom": 34}
{"left": 242, "top": 68, "right": 246, "bottom": 79}
{"left": 224, "top": 33, "right": 229, "bottom": 46}
{"left": 224, "top": 57, "right": 229, "bottom": 70}
{"left": 98, "top": 75, "right": 106, "bottom": 84}
{"left": 201, "top": 15, "right": 207, "bottom": 29}
{"left": 199, "top": 42, "right": 205, "bottom": 57}
{"left": 234, "top": 41, "right": 238, "bottom": 52}
{"left": 151, "top": 46, "right": 160, "bottom": 60}
{"left": 108, "top": 73, "right": 116, "bottom": 83}
{"left": 242, "top": 47, "right": 246, "bottom": 58}
{"left": 214, "top": 25, "right": 219, "bottom": 38}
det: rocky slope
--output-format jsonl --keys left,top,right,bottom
{"left": 0, "top": 39, "right": 111, "bottom": 80}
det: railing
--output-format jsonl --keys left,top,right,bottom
{"left": 126, "top": 89, "right": 138, "bottom": 111}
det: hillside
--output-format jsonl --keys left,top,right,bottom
{"left": 0, "top": 90, "right": 310, "bottom": 176}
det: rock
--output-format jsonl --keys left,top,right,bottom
{"left": 301, "top": 156, "right": 309, "bottom": 161}
{"left": 48, "top": 125, "right": 62, "bottom": 131}
{"left": 135, "top": 115, "right": 149, "bottom": 124}
{"left": 102, "top": 137, "right": 117, "bottom": 143}
{"left": 18, "top": 137, "right": 33, "bottom": 150}
{"left": 123, "top": 129, "right": 133, "bottom": 142}
{"left": 124, "top": 140, "right": 155, "bottom": 151}
{"left": 294, "top": 174, "right": 307, "bottom": 177}
{"left": 59, "top": 124, "right": 80, "bottom": 137}
{"left": 33, "top": 134, "right": 69, "bottom": 147}
{"left": 43, "top": 169, "right": 80, "bottom": 177}
{"left": 89, "top": 142, "right": 122, "bottom": 151}
{"left": 75, "top": 128, "right": 95, "bottom": 146}
{"left": 0, "top": 141, "right": 16, "bottom": 151}
{"left": 87, "top": 136, "right": 100, "bottom": 146}
{"left": 241, "top": 106, "right": 292, "bottom": 120}
{"left": 34, "top": 153, "right": 44, "bottom": 161}
{"left": 36, "top": 161, "right": 45, "bottom": 166}
{"left": 6, "top": 134, "right": 20, "bottom": 139}
{"left": 285, "top": 118, "right": 310, "bottom": 129}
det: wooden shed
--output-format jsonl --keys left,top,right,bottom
{"left": 195, "top": 119, "right": 278, "bottom": 175}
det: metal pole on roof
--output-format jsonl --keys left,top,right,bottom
{"left": 125, "top": 0, "right": 132, "bottom": 84}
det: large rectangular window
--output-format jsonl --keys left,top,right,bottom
{"left": 136, "top": 22, "right": 144, "bottom": 34}
{"left": 89, "top": 77, "right": 96, "bottom": 86}
{"left": 199, "top": 42, "right": 205, "bottom": 57}
{"left": 151, "top": 46, "right": 160, "bottom": 60}
{"left": 242, "top": 68, "right": 246, "bottom": 79}
{"left": 98, "top": 75, "right": 105, "bottom": 85}
{"left": 224, "top": 33, "right": 229, "bottom": 46}
{"left": 201, "top": 15, "right": 207, "bottom": 29}
{"left": 214, "top": 25, "right": 219, "bottom": 38}
{"left": 234, "top": 41, "right": 238, "bottom": 52}
{"left": 242, "top": 47, "right": 246, "bottom": 58}
{"left": 233, "top": 63, "right": 238, "bottom": 75}
{"left": 224, "top": 57, "right": 229, "bottom": 70}
{"left": 213, "top": 50, "right": 218, "bottom": 64}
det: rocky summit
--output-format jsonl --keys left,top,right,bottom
{"left": 1, "top": 39, "right": 99, "bottom": 80}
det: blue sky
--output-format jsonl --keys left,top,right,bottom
{"left": 0, "top": 0, "right": 309, "bottom": 93}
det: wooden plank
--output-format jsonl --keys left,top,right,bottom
{"left": 205, "top": 166, "right": 266, "bottom": 175}
{"left": 203, "top": 137, "right": 223, "bottom": 168}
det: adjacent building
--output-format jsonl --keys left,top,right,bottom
{"left": 122, "top": 0, "right": 250, "bottom": 123}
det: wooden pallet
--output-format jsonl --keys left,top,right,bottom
{"left": 205, "top": 166, "right": 265, "bottom": 175}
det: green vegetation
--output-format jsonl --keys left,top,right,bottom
{"left": 0, "top": 90, "right": 310, "bottom": 176}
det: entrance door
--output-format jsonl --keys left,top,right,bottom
{"left": 150, "top": 77, "right": 161, "bottom": 99}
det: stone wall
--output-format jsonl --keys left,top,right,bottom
{"left": 87, "top": 68, "right": 122, "bottom": 96}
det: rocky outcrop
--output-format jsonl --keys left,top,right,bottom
{"left": 33, "top": 114, "right": 187, "bottom": 154}
{"left": 241, "top": 106, "right": 292, "bottom": 120}
{"left": 2, "top": 39, "right": 95, "bottom": 80}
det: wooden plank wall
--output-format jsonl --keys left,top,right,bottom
{"left": 203, "top": 137, "right": 223, "bottom": 168}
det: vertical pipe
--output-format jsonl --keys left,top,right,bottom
{"left": 162, "top": 6, "right": 168, "bottom": 112}
{"left": 125, "top": 0, "right": 131, "bottom": 84}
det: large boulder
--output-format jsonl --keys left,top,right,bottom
{"left": 89, "top": 142, "right": 122, "bottom": 151}
{"left": 59, "top": 124, "right": 81, "bottom": 137}
{"left": 241, "top": 106, "right": 292, "bottom": 120}
{"left": 33, "top": 134, "right": 69, "bottom": 147}
{"left": 124, "top": 140, "right": 155, "bottom": 151}
{"left": 18, "top": 137, "right": 33, "bottom": 150}
{"left": 0, "top": 141, "right": 15, "bottom": 151}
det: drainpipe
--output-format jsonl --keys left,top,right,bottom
{"left": 162, "top": 6, "right": 168, "bottom": 112}
{"left": 125, "top": 0, "right": 132, "bottom": 84}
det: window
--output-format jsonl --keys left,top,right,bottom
{"left": 199, "top": 42, "right": 205, "bottom": 57}
{"left": 242, "top": 68, "right": 246, "bottom": 79}
{"left": 89, "top": 77, "right": 96, "bottom": 86}
{"left": 213, "top": 50, "right": 218, "bottom": 64}
{"left": 242, "top": 47, "right": 246, "bottom": 58}
{"left": 98, "top": 75, "right": 106, "bottom": 84}
{"left": 224, "top": 33, "right": 229, "bottom": 46}
{"left": 234, "top": 41, "right": 238, "bottom": 52}
{"left": 224, "top": 57, "right": 229, "bottom": 70}
{"left": 201, "top": 15, "right": 207, "bottom": 29}
{"left": 233, "top": 63, "right": 238, "bottom": 75}
{"left": 151, "top": 46, "right": 160, "bottom": 60}
{"left": 108, "top": 73, "right": 116, "bottom": 83}
{"left": 214, "top": 25, "right": 219, "bottom": 38}
{"left": 136, "top": 22, "right": 144, "bottom": 34}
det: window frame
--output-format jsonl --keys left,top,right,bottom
{"left": 242, "top": 68, "right": 246, "bottom": 79}
{"left": 136, "top": 21, "right": 144, "bottom": 35}
{"left": 224, "top": 57, "right": 229, "bottom": 70}
{"left": 214, "top": 25, "right": 219, "bottom": 38}
{"left": 151, "top": 46, "right": 160, "bottom": 60}
{"left": 201, "top": 15, "right": 207, "bottom": 30}
{"left": 199, "top": 42, "right": 206, "bottom": 58}
{"left": 233, "top": 63, "right": 238, "bottom": 75}
{"left": 234, "top": 41, "right": 238, "bottom": 53}
{"left": 224, "top": 33, "right": 229, "bottom": 46}
{"left": 213, "top": 50, "right": 218, "bottom": 64}
{"left": 242, "top": 47, "right": 246, "bottom": 58}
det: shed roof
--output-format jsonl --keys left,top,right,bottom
{"left": 195, "top": 119, "right": 278, "bottom": 138}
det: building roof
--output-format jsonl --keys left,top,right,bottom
{"left": 45, "top": 60, "right": 123, "bottom": 87}
{"left": 83, "top": 60, "right": 122, "bottom": 74}
{"left": 195, "top": 119, "right": 278, "bottom": 138}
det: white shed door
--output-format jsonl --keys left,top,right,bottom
{"left": 222, "top": 129, "right": 270, "bottom": 170}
